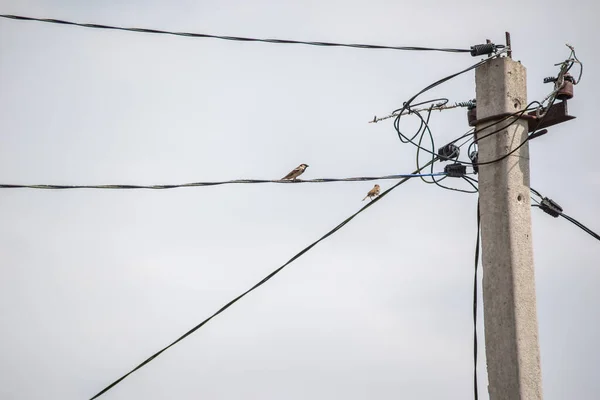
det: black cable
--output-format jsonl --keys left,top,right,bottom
{"left": 462, "top": 176, "right": 479, "bottom": 192}
{"left": 393, "top": 76, "right": 541, "bottom": 169}
{"left": 404, "top": 101, "right": 478, "bottom": 193}
{"left": 559, "top": 213, "right": 600, "bottom": 242}
{"left": 88, "top": 160, "right": 438, "bottom": 399}
{"left": 474, "top": 200, "right": 481, "bottom": 400}
{"left": 402, "top": 99, "right": 477, "bottom": 193}
{"left": 0, "top": 173, "right": 445, "bottom": 190}
{"left": 530, "top": 187, "right": 599, "bottom": 242}
{"left": 0, "top": 14, "right": 471, "bottom": 53}
{"left": 393, "top": 53, "right": 505, "bottom": 154}
{"left": 465, "top": 101, "right": 542, "bottom": 157}
{"left": 474, "top": 76, "right": 570, "bottom": 167}
{"left": 532, "top": 204, "right": 600, "bottom": 242}
{"left": 413, "top": 104, "right": 437, "bottom": 184}
{"left": 529, "top": 187, "right": 543, "bottom": 198}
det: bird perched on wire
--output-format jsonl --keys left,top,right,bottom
{"left": 281, "top": 164, "right": 309, "bottom": 181}
{"left": 362, "top": 184, "right": 380, "bottom": 201}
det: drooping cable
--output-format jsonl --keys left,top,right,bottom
{"left": 0, "top": 14, "right": 472, "bottom": 53}
{"left": 88, "top": 159, "right": 438, "bottom": 399}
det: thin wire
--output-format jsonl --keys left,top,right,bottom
{"left": 0, "top": 173, "right": 446, "bottom": 190}
{"left": 474, "top": 200, "right": 481, "bottom": 400}
{"left": 0, "top": 14, "right": 472, "bottom": 53}
{"left": 88, "top": 160, "right": 438, "bottom": 400}
{"left": 370, "top": 98, "right": 467, "bottom": 124}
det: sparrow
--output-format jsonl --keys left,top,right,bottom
{"left": 281, "top": 164, "right": 309, "bottom": 181}
{"left": 362, "top": 184, "right": 380, "bottom": 201}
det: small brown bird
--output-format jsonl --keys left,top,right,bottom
{"left": 362, "top": 184, "right": 380, "bottom": 201}
{"left": 282, "top": 164, "right": 309, "bottom": 181}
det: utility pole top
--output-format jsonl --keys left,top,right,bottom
{"left": 476, "top": 57, "right": 527, "bottom": 120}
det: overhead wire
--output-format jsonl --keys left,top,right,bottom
{"left": 1, "top": 16, "right": 588, "bottom": 395}
{"left": 0, "top": 14, "right": 472, "bottom": 53}
{"left": 530, "top": 187, "right": 600, "bottom": 242}
{"left": 0, "top": 173, "right": 446, "bottom": 190}
{"left": 558, "top": 213, "right": 600, "bottom": 242}
{"left": 88, "top": 159, "right": 438, "bottom": 400}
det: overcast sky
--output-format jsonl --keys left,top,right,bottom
{"left": 0, "top": 1, "right": 598, "bottom": 399}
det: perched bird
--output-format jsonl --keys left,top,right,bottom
{"left": 281, "top": 164, "right": 309, "bottom": 181}
{"left": 362, "top": 184, "right": 380, "bottom": 201}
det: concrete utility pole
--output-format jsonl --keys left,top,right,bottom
{"left": 475, "top": 51, "right": 543, "bottom": 399}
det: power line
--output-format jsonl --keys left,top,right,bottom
{"left": 558, "top": 213, "right": 600, "bottom": 242}
{"left": 530, "top": 188, "right": 600, "bottom": 242}
{"left": 461, "top": 179, "right": 598, "bottom": 243}
{"left": 0, "top": 14, "right": 472, "bottom": 53}
{"left": 0, "top": 172, "right": 445, "bottom": 190}
{"left": 88, "top": 159, "right": 437, "bottom": 399}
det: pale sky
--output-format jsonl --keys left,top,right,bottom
{"left": 0, "top": 1, "right": 598, "bottom": 399}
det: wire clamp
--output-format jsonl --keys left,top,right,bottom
{"left": 437, "top": 143, "right": 460, "bottom": 162}
{"left": 539, "top": 197, "right": 563, "bottom": 218}
{"left": 444, "top": 163, "right": 467, "bottom": 178}
{"left": 470, "top": 43, "right": 501, "bottom": 56}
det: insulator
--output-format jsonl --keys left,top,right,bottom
{"left": 456, "top": 99, "right": 477, "bottom": 109}
{"left": 544, "top": 76, "right": 557, "bottom": 84}
{"left": 557, "top": 73, "right": 574, "bottom": 100}
{"left": 470, "top": 43, "right": 496, "bottom": 56}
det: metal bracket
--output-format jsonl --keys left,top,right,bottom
{"left": 525, "top": 100, "right": 576, "bottom": 132}
{"left": 468, "top": 100, "right": 576, "bottom": 134}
